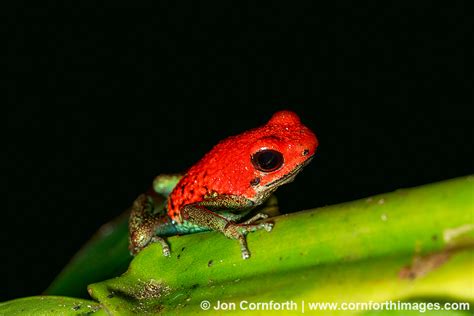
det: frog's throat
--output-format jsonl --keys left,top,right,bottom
{"left": 251, "top": 155, "right": 313, "bottom": 205}
{"left": 264, "top": 155, "right": 314, "bottom": 189}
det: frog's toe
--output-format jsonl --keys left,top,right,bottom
{"left": 262, "top": 222, "right": 274, "bottom": 232}
{"left": 252, "top": 220, "right": 274, "bottom": 233}
{"left": 237, "top": 235, "right": 251, "bottom": 260}
{"left": 243, "top": 212, "right": 269, "bottom": 224}
{"left": 161, "top": 244, "right": 171, "bottom": 257}
{"left": 150, "top": 236, "right": 171, "bottom": 257}
{"left": 241, "top": 249, "right": 250, "bottom": 260}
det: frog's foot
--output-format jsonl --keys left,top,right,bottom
{"left": 242, "top": 213, "right": 272, "bottom": 225}
{"left": 150, "top": 236, "right": 171, "bottom": 257}
{"left": 224, "top": 220, "right": 274, "bottom": 259}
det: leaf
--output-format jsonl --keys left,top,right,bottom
{"left": 45, "top": 212, "right": 133, "bottom": 298}
{"left": 3, "top": 176, "right": 472, "bottom": 315}
{"left": 0, "top": 296, "right": 104, "bottom": 315}
{"left": 85, "top": 176, "right": 473, "bottom": 315}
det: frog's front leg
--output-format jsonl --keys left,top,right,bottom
{"left": 181, "top": 195, "right": 274, "bottom": 259}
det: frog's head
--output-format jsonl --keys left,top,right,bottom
{"left": 241, "top": 110, "right": 318, "bottom": 203}
{"left": 188, "top": 110, "right": 318, "bottom": 205}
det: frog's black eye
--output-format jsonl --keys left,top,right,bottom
{"left": 251, "top": 149, "right": 284, "bottom": 172}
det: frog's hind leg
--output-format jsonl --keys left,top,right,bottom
{"left": 128, "top": 194, "right": 175, "bottom": 256}
{"left": 152, "top": 174, "right": 183, "bottom": 197}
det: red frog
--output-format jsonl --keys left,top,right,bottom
{"left": 129, "top": 110, "right": 318, "bottom": 259}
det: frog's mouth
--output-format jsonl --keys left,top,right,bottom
{"left": 264, "top": 155, "right": 314, "bottom": 188}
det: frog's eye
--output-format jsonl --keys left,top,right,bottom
{"left": 251, "top": 149, "right": 284, "bottom": 172}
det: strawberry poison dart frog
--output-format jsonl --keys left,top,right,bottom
{"left": 129, "top": 110, "right": 318, "bottom": 259}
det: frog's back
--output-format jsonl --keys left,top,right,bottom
{"left": 166, "top": 134, "right": 258, "bottom": 219}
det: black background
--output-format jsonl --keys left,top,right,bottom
{"left": 3, "top": 4, "right": 472, "bottom": 301}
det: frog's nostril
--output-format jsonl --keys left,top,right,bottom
{"left": 250, "top": 177, "right": 261, "bottom": 186}
{"left": 302, "top": 149, "right": 310, "bottom": 156}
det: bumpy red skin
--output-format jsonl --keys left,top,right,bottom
{"left": 167, "top": 110, "right": 318, "bottom": 222}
